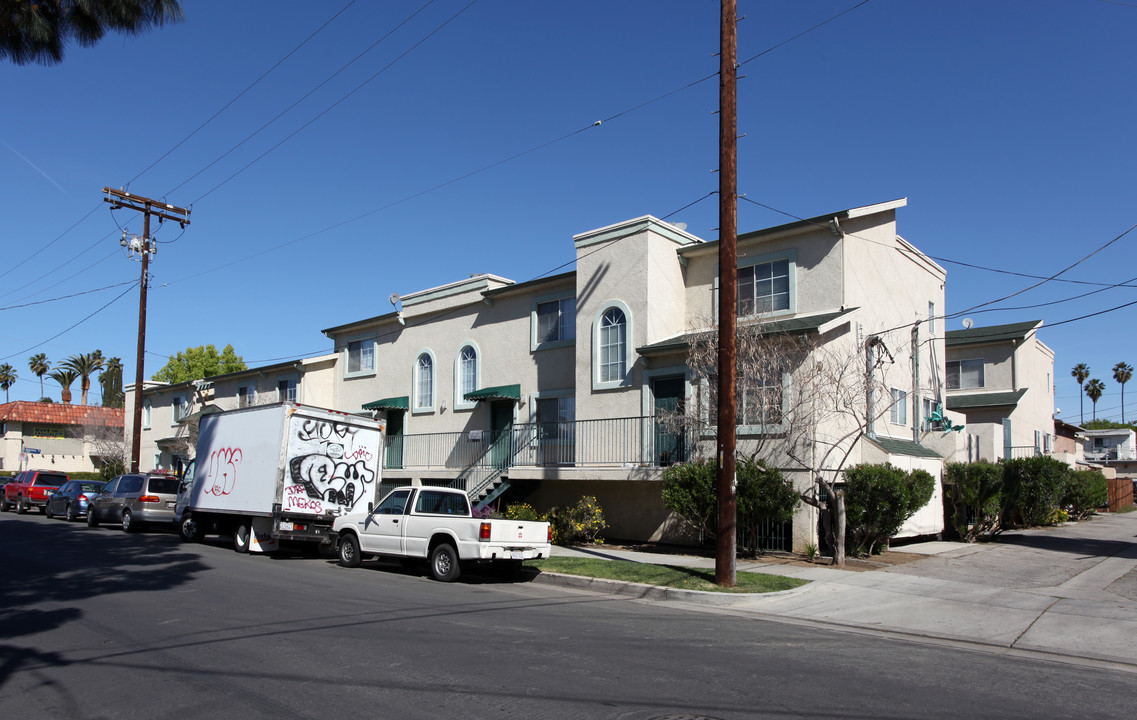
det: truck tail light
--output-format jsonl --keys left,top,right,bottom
{"left": 547, "top": 525, "right": 553, "bottom": 543}
{"left": 138, "top": 495, "right": 161, "bottom": 503}
{"left": 479, "top": 522, "right": 491, "bottom": 541}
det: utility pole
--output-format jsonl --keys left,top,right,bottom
{"left": 103, "top": 188, "right": 191, "bottom": 473}
{"left": 716, "top": 0, "right": 738, "bottom": 587}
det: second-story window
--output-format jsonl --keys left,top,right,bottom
{"left": 598, "top": 307, "right": 627, "bottom": 384}
{"left": 947, "top": 359, "right": 985, "bottom": 389}
{"left": 890, "top": 388, "right": 908, "bottom": 425}
{"left": 415, "top": 353, "right": 434, "bottom": 410}
{"left": 278, "top": 378, "right": 297, "bottom": 403}
{"left": 459, "top": 346, "right": 477, "bottom": 398}
{"left": 348, "top": 339, "right": 374, "bottom": 374}
{"left": 238, "top": 386, "right": 256, "bottom": 408}
{"left": 536, "top": 297, "right": 576, "bottom": 344}
{"left": 172, "top": 395, "right": 188, "bottom": 423}
{"left": 142, "top": 400, "right": 152, "bottom": 429}
{"left": 738, "top": 259, "right": 790, "bottom": 316}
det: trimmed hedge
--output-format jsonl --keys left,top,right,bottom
{"left": 843, "top": 463, "right": 935, "bottom": 556}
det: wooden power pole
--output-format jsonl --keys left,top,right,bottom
{"left": 716, "top": 0, "right": 739, "bottom": 587}
{"left": 103, "top": 188, "right": 191, "bottom": 473}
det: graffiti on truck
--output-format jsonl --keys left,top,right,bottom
{"left": 286, "top": 418, "right": 377, "bottom": 513}
{"left": 204, "top": 447, "right": 242, "bottom": 496}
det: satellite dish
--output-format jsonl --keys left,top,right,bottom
{"left": 388, "top": 293, "right": 400, "bottom": 306}
{"left": 672, "top": 222, "right": 688, "bottom": 231}
{"left": 962, "top": 318, "right": 974, "bottom": 329}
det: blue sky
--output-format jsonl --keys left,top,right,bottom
{"left": 1, "top": 0, "right": 1135, "bottom": 425}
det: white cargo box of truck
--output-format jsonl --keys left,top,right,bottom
{"left": 177, "top": 402, "right": 385, "bottom": 553}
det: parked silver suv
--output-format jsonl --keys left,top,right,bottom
{"left": 87, "top": 473, "right": 180, "bottom": 532}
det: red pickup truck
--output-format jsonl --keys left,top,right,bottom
{"left": 1, "top": 470, "right": 70, "bottom": 514}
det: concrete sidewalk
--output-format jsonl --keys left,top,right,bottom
{"left": 537, "top": 512, "right": 1137, "bottom": 669}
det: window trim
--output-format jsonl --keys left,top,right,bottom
{"left": 343, "top": 332, "right": 377, "bottom": 380}
{"left": 453, "top": 342, "right": 481, "bottom": 411}
{"left": 531, "top": 291, "right": 577, "bottom": 352}
{"left": 592, "top": 300, "right": 633, "bottom": 391}
{"left": 413, "top": 349, "right": 437, "bottom": 414}
{"left": 142, "top": 399, "right": 152, "bottom": 430}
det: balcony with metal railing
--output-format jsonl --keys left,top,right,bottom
{"left": 384, "top": 416, "right": 699, "bottom": 499}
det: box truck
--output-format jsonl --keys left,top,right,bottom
{"left": 176, "top": 403, "right": 385, "bottom": 553}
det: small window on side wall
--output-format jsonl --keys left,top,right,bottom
{"left": 415, "top": 352, "right": 435, "bottom": 411}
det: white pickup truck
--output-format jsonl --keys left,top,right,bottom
{"left": 331, "top": 485, "right": 552, "bottom": 582}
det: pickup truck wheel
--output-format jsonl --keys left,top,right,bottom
{"left": 430, "top": 543, "right": 461, "bottom": 582}
{"left": 16, "top": 496, "right": 27, "bottom": 514}
{"left": 66, "top": 503, "right": 79, "bottom": 522}
{"left": 179, "top": 515, "right": 205, "bottom": 542}
{"left": 121, "top": 510, "right": 138, "bottom": 533}
{"left": 234, "top": 521, "right": 251, "bottom": 553}
{"left": 338, "top": 534, "right": 362, "bottom": 568}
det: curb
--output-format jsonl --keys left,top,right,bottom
{"left": 529, "top": 570, "right": 812, "bottom": 607}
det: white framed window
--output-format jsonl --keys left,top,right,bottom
{"left": 344, "top": 334, "right": 376, "bottom": 378}
{"left": 738, "top": 259, "right": 790, "bottom": 315}
{"left": 946, "top": 359, "right": 985, "bottom": 390}
{"left": 531, "top": 293, "right": 576, "bottom": 351}
{"left": 890, "top": 388, "right": 908, "bottom": 425}
{"left": 592, "top": 300, "right": 633, "bottom": 390}
{"left": 152, "top": 453, "right": 162, "bottom": 471}
{"left": 142, "top": 400, "right": 152, "bottom": 429}
{"left": 928, "top": 301, "right": 936, "bottom": 335}
{"left": 238, "top": 385, "right": 256, "bottom": 408}
{"left": 1034, "top": 430, "right": 1042, "bottom": 452}
{"left": 277, "top": 377, "right": 298, "bottom": 403}
{"left": 454, "top": 343, "right": 480, "bottom": 410}
{"left": 599, "top": 308, "right": 627, "bottom": 383}
{"left": 414, "top": 351, "right": 435, "bottom": 412}
{"left": 172, "top": 395, "right": 188, "bottom": 424}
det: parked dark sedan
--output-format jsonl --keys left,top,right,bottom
{"left": 45, "top": 480, "right": 107, "bottom": 521}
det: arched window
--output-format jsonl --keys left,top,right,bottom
{"left": 599, "top": 307, "right": 627, "bottom": 384}
{"left": 415, "top": 353, "right": 434, "bottom": 410}
{"left": 459, "top": 345, "right": 477, "bottom": 397}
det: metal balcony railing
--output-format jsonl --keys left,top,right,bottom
{"left": 386, "top": 416, "right": 700, "bottom": 474}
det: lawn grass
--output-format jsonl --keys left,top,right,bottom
{"left": 528, "top": 556, "right": 809, "bottom": 594}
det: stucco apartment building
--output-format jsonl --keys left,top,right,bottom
{"left": 0, "top": 401, "right": 124, "bottom": 474}
{"left": 125, "top": 354, "right": 337, "bottom": 474}
{"left": 321, "top": 199, "right": 949, "bottom": 551}
{"left": 943, "top": 320, "right": 1056, "bottom": 463}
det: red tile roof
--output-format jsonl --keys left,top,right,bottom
{"left": 0, "top": 401, "right": 123, "bottom": 427}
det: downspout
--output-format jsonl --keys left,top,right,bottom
{"left": 865, "top": 336, "right": 876, "bottom": 438}
{"left": 912, "top": 322, "right": 920, "bottom": 443}
{"left": 1011, "top": 338, "right": 1018, "bottom": 391}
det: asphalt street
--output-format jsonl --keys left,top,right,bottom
{"left": 1, "top": 511, "right": 1134, "bottom": 720}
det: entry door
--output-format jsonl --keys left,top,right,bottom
{"left": 653, "top": 377, "right": 687, "bottom": 466}
{"left": 490, "top": 401, "right": 513, "bottom": 469}
{"left": 385, "top": 411, "right": 405, "bottom": 469}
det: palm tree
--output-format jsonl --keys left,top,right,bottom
{"left": 1072, "top": 363, "right": 1090, "bottom": 424}
{"left": 28, "top": 353, "right": 50, "bottom": 399}
{"left": 99, "top": 357, "right": 125, "bottom": 408}
{"left": 0, "top": 364, "right": 16, "bottom": 403}
{"left": 61, "top": 352, "right": 106, "bottom": 406}
{"left": 1, "top": 0, "right": 184, "bottom": 66}
{"left": 1085, "top": 378, "right": 1106, "bottom": 422}
{"left": 50, "top": 369, "right": 79, "bottom": 404}
{"left": 1113, "top": 362, "right": 1133, "bottom": 424}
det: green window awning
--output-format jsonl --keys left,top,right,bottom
{"left": 463, "top": 384, "right": 521, "bottom": 402}
{"left": 362, "top": 396, "right": 409, "bottom": 411}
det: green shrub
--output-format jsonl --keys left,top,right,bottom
{"left": 1062, "top": 469, "right": 1108, "bottom": 520}
{"left": 944, "top": 461, "right": 1003, "bottom": 541}
{"left": 662, "top": 458, "right": 799, "bottom": 549}
{"left": 843, "top": 463, "right": 935, "bottom": 556}
{"left": 661, "top": 458, "right": 718, "bottom": 540}
{"left": 1002, "top": 456, "right": 1068, "bottom": 527}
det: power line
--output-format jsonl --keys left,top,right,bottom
{"left": 0, "top": 281, "right": 137, "bottom": 311}
{"left": 0, "top": 282, "right": 139, "bottom": 363}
